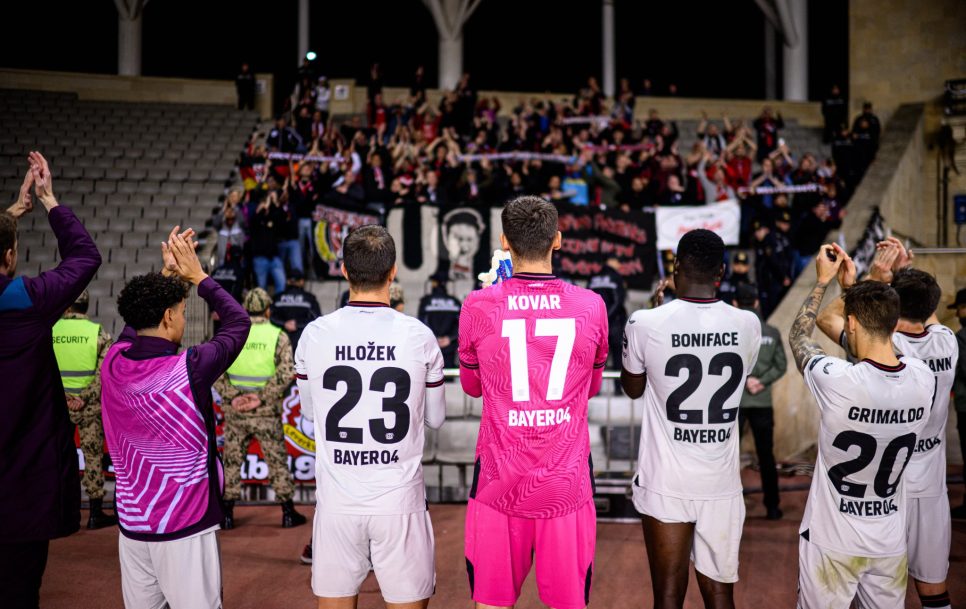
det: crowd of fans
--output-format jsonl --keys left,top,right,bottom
{"left": 226, "top": 63, "right": 882, "bottom": 318}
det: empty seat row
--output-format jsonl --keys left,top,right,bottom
{"left": 0, "top": 154, "right": 238, "bottom": 174}
{"left": 6, "top": 178, "right": 225, "bottom": 198}
{"left": 49, "top": 167, "right": 228, "bottom": 182}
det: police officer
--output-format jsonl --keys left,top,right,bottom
{"left": 270, "top": 270, "right": 321, "bottom": 351}
{"left": 752, "top": 219, "right": 790, "bottom": 318}
{"left": 210, "top": 244, "right": 245, "bottom": 333}
{"left": 773, "top": 210, "right": 796, "bottom": 300}
{"left": 589, "top": 258, "right": 628, "bottom": 391}
{"left": 417, "top": 272, "right": 461, "bottom": 369}
{"left": 734, "top": 284, "right": 786, "bottom": 520}
{"left": 216, "top": 288, "right": 307, "bottom": 529}
{"left": 717, "top": 251, "right": 753, "bottom": 304}
{"left": 52, "top": 290, "right": 118, "bottom": 529}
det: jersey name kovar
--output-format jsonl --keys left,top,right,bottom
{"left": 802, "top": 355, "right": 933, "bottom": 556}
{"left": 459, "top": 276, "right": 609, "bottom": 518}
{"left": 623, "top": 298, "right": 761, "bottom": 499}
{"left": 297, "top": 305, "right": 444, "bottom": 515}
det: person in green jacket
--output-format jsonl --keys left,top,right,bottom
{"left": 52, "top": 290, "right": 118, "bottom": 530}
{"left": 950, "top": 288, "right": 966, "bottom": 520}
{"left": 735, "top": 283, "right": 786, "bottom": 520}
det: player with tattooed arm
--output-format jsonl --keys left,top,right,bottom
{"left": 790, "top": 243, "right": 933, "bottom": 609}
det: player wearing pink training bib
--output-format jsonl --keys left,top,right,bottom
{"left": 459, "top": 196, "right": 609, "bottom": 609}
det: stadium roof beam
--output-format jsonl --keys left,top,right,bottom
{"left": 602, "top": 0, "right": 615, "bottom": 98}
{"left": 422, "top": 0, "right": 484, "bottom": 90}
{"left": 114, "top": 0, "right": 147, "bottom": 77}
{"left": 753, "top": 0, "right": 808, "bottom": 101}
{"left": 298, "top": 0, "right": 310, "bottom": 68}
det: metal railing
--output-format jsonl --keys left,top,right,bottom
{"left": 423, "top": 370, "right": 641, "bottom": 511}
{"left": 183, "top": 234, "right": 218, "bottom": 347}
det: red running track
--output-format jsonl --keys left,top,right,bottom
{"left": 42, "top": 479, "right": 965, "bottom": 608}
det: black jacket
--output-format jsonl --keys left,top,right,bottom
{"left": 588, "top": 266, "right": 627, "bottom": 338}
{"left": 417, "top": 287, "right": 461, "bottom": 367}
{"left": 270, "top": 287, "right": 322, "bottom": 350}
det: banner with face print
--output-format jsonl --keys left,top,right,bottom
{"left": 312, "top": 203, "right": 381, "bottom": 278}
{"left": 436, "top": 207, "right": 491, "bottom": 282}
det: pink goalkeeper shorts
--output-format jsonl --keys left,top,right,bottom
{"left": 464, "top": 498, "right": 596, "bottom": 609}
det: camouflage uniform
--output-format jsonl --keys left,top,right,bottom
{"left": 62, "top": 311, "right": 111, "bottom": 500}
{"left": 215, "top": 317, "right": 296, "bottom": 502}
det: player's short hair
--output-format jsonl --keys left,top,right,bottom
{"left": 675, "top": 229, "right": 724, "bottom": 284}
{"left": 117, "top": 273, "right": 190, "bottom": 330}
{"left": 343, "top": 225, "right": 396, "bottom": 291}
{"left": 891, "top": 268, "right": 940, "bottom": 323}
{"left": 0, "top": 212, "right": 17, "bottom": 258}
{"left": 501, "top": 196, "right": 558, "bottom": 261}
{"left": 843, "top": 281, "right": 900, "bottom": 340}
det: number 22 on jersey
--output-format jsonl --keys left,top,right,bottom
{"left": 502, "top": 318, "right": 575, "bottom": 402}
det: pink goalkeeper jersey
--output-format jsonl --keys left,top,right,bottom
{"left": 459, "top": 272, "right": 609, "bottom": 518}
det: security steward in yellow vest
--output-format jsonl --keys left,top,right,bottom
{"left": 52, "top": 290, "right": 118, "bottom": 529}
{"left": 215, "top": 288, "right": 306, "bottom": 529}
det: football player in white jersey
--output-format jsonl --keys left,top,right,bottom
{"left": 295, "top": 225, "right": 446, "bottom": 609}
{"left": 622, "top": 229, "right": 761, "bottom": 609}
{"left": 816, "top": 238, "right": 957, "bottom": 609}
{"left": 790, "top": 243, "right": 934, "bottom": 609}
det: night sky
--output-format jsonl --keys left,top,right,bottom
{"left": 0, "top": 0, "right": 847, "bottom": 104}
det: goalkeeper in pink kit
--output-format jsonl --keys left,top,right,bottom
{"left": 459, "top": 196, "right": 609, "bottom": 609}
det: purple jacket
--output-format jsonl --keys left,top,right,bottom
{"left": 0, "top": 206, "right": 101, "bottom": 542}
{"left": 103, "top": 277, "right": 250, "bottom": 541}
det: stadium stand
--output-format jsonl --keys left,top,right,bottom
{"left": 0, "top": 88, "right": 258, "bottom": 335}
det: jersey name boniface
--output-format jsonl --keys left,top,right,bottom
{"left": 671, "top": 332, "right": 739, "bottom": 348}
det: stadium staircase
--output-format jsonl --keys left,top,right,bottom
{"left": 0, "top": 88, "right": 259, "bottom": 336}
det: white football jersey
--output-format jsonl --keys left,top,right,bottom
{"left": 623, "top": 297, "right": 761, "bottom": 499}
{"left": 295, "top": 303, "right": 445, "bottom": 515}
{"left": 839, "top": 325, "right": 958, "bottom": 498}
{"left": 891, "top": 326, "right": 957, "bottom": 498}
{"left": 801, "top": 355, "right": 934, "bottom": 556}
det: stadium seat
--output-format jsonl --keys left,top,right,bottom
{"left": 86, "top": 280, "right": 114, "bottom": 300}
{"left": 161, "top": 182, "right": 183, "bottom": 195}
{"left": 123, "top": 232, "right": 150, "bottom": 249}
{"left": 117, "top": 206, "right": 143, "bottom": 221}
{"left": 82, "top": 217, "right": 109, "bottom": 233}
{"left": 95, "top": 262, "right": 125, "bottom": 281}
{"left": 125, "top": 262, "right": 154, "bottom": 278}
{"left": 117, "top": 180, "right": 140, "bottom": 194}
{"left": 422, "top": 428, "right": 437, "bottom": 464}
{"left": 143, "top": 206, "right": 167, "bottom": 221}
{"left": 435, "top": 421, "right": 479, "bottom": 465}
{"left": 167, "top": 169, "right": 189, "bottom": 182}
{"left": 61, "top": 166, "right": 83, "bottom": 180}
{"left": 94, "top": 180, "right": 117, "bottom": 194}
{"left": 93, "top": 233, "right": 123, "bottom": 249}
{"left": 83, "top": 192, "right": 107, "bottom": 207}
{"left": 109, "top": 218, "right": 134, "bottom": 233}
